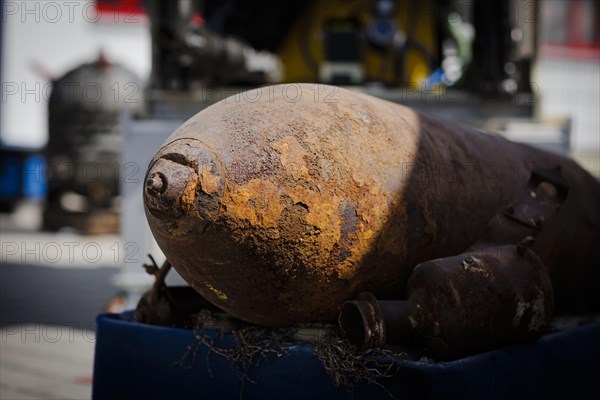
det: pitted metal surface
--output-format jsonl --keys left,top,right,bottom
{"left": 144, "top": 84, "right": 600, "bottom": 326}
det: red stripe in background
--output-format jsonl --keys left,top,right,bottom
{"left": 541, "top": 44, "right": 600, "bottom": 61}
{"left": 95, "top": 0, "right": 146, "bottom": 16}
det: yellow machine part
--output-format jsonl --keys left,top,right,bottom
{"left": 277, "top": 0, "right": 437, "bottom": 86}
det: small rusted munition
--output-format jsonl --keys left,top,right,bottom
{"left": 340, "top": 245, "right": 553, "bottom": 360}
{"left": 144, "top": 84, "right": 600, "bottom": 326}
{"left": 339, "top": 168, "right": 564, "bottom": 359}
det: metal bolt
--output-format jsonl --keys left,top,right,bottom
{"left": 462, "top": 256, "right": 476, "bottom": 270}
{"left": 146, "top": 173, "right": 165, "bottom": 193}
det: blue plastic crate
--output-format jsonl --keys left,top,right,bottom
{"left": 92, "top": 312, "right": 600, "bottom": 399}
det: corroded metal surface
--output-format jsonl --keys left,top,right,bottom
{"left": 340, "top": 245, "right": 554, "bottom": 360}
{"left": 339, "top": 168, "right": 564, "bottom": 359}
{"left": 405, "top": 244, "right": 552, "bottom": 360}
{"left": 144, "top": 84, "right": 600, "bottom": 326}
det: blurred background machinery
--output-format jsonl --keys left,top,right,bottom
{"left": 145, "top": 0, "right": 536, "bottom": 107}
{"left": 43, "top": 53, "right": 145, "bottom": 233}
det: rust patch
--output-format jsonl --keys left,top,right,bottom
{"left": 225, "top": 179, "right": 283, "bottom": 229}
{"left": 271, "top": 136, "right": 310, "bottom": 180}
{"left": 181, "top": 178, "right": 197, "bottom": 212}
{"left": 288, "top": 186, "right": 342, "bottom": 253}
{"left": 199, "top": 163, "right": 222, "bottom": 194}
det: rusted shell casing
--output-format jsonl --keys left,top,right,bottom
{"left": 340, "top": 245, "right": 554, "bottom": 360}
{"left": 339, "top": 167, "right": 565, "bottom": 358}
{"left": 144, "top": 84, "right": 600, "bottom": 326}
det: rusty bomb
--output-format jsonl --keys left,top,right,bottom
{"left": 144, "top": 84, "right": 600, "bottom": 326}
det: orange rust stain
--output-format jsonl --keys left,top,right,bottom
{"left": 225, "top": 179, "right": 283, "bottom": 228}
{"left": 271, "top": 136, "right": 310, "bottom": 180}
{"left": 199, "top": 164, "right": 221, "bottom": 194}
{"left": 363, "top": 229, "right": 375, "bottom": 240}
{"left": 181, "top": 178, "right": 198, "bottom": 212}
{"left": 288, "top": 186, "right": 342, "bottom": 253}
{"left": 357, "top": 191, "right": 387, "bottom": 225}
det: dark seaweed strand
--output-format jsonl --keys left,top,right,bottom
{"left": 178, "top": 311, "right": 409, "bottom": 399}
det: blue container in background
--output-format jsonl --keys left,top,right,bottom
{"left": 0, "top": 157, "right": 21, "bottom": 199}
{"left": 0, "top": 146, "right": 46, "bottom": 209}
{"left": 23, "top": 154, "right": 47, "bottom": 200}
